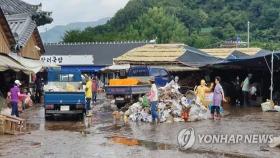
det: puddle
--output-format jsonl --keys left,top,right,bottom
{"left": 26, "top": 123, "right": 40, "bottom": 131}
{"left": 31, "top": 142, "right": 41, "bottom": 148}
{"left": 108, "top": 136, "right": 253, "bottom": 158}
{"left": 98, "top": 125, "right": 123, "bottom": 132}
{"left": 44, "top": 121, "right": 85, "bottom": 131}
{"left": 108, "top": 136, "right": 176, "bottom": 150}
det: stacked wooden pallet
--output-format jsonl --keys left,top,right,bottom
{"left": 0, "top": 114, "right": 26, "bottom": 135}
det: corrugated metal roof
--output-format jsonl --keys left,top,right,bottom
{"left": 44, "top": 42, "right": 147, "bottom": 65}
{"left": 5, "top": 13, "right": 36, "bottom": 47}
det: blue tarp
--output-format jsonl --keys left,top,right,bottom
{"left": 177, "top": 46, "right": 225, "bottom": 67}
{"left": 177, "top": 47, "right": 280, "bottom": 70}
{"left": 226, "top": 50, "right": 250, "bottom": 60}
{"left": 212, "top": 50, "right": 280, "bottom": 70}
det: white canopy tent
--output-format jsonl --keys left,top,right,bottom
{"left": 9, "top": 53, "right": 43, "bottom": 73}
{"left": 0, "top": 55, "right": 31, "bottom": 73}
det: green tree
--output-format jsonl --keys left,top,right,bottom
{"left": 132, "top": 7, "right": 188, "bottom": 43}
{"left": 223, "top": 23, "right": 236, "bottom": 39}
{"left": 63, "top": 30, "right": 82, "bottom": 42}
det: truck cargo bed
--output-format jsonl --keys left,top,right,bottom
{"left": 44, "top": 91, "right": 85, "bottom": 105}
{"left": 105, "top": 85, "right": 151, "bottom": 95}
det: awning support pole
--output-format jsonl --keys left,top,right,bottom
{"left": 264, "top": 56, "right": 271, "bottom": 73}
{"left": 270, "top": 51, "right": 274, "bottom": 100}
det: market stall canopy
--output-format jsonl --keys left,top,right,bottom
{"left": 101, "top": 64, "right": 130, "bottom": 72}
{"left": 9, "top": 53, "right": 43, "bottom": 73}
{"left": 225, "top": 50, "right": 250, "bottom": 60}
{"left": 42, "top": 62, "right": 60, "bottom": 68}
{"left": 212, "top": 50, "right": 280, "bottom": 70}
{"left": 177, "top": 46, "right": 224, "bottom": 67}
{"left": 0, "top": 55, "right": 31, "bottom": 73}
{"left": 200, "top": 48, "right": 262, "bottom": 59}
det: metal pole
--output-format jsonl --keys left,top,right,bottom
{"left": 270, "top": 51, "right": 274, "bottom": 100}
{"left": 247, "top": 21, "right": 250, "bottom": 48}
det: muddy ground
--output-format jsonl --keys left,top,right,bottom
{"left": 0, "top": 96, "right": 280, "bottom": 158}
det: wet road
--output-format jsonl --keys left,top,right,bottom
{"left": 0, "top": 99, "right": 280, "bottom": 158}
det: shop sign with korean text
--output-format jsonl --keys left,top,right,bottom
{"left": 40, "top": 55, "right": 94, "bottom": 65}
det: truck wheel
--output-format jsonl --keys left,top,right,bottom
{"left": 116, "top": 103, "right": 125, "bottom": 109}
{"left": 45, "top": 110, "right": 53, "bottom": 121}
{"left": 78, "top": 113, "right": 84, "bottom": 120}
{"left": 45, "top": 114, "right": 53, "bottom": 121}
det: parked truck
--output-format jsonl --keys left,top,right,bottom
{"left": 105, "top": 66, "right": 171, "bottom": 108}
{"left": 44, "top": 69, "right": 85, "bottom": 119}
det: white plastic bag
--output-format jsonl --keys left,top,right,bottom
{"left": 274, "top": 106, "right": 280, "bottom": 112}
{"left": 261, "top": 101, "right": 273, "bottom": 112}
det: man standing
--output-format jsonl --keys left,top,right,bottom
{"left": 91, "top": 77, "right": 99, "bottom": 104}
{"left": 242, "top": 74, "right": 252, "bottom": 106}
{"left": 9, "top": 80, "right": 21, "bottom": 117}
{"left": 148, "top": 78, "right": 159, "bottom": 123}
{"left": 35, "top": 77, "right": 43, "bottom": 104}
{"left": 85, "top": 76, "right": 92, "bottom": 116}
{"left": 232, "top": 76, "right": 241, "bottom": 106}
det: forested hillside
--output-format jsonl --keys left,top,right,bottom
{"left": 63, "top": 0, "right": 280, "bottom": 50}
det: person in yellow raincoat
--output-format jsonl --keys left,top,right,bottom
{"left": 194, "top": 79, "right": 214, "bottom": 107}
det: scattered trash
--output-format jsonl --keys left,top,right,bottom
{"left": 261, "top": 100, "right": 279, "bottom": 112}
{"left": 122, "top": 80, "right": 213, "bottom": 123}
{"left": 260, "top": 146, "right": 270, "bottom": 152}
{"left": 274, "top": 106, "right": 280, "bottom": 112}
{"left": 0, "top": 108, "right": 11, "bottom": 116}
{"left": 269, "top": 137, "right": 280, "bottom": 148}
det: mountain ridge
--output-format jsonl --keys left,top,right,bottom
{"left": 40, "top": 17, "right": 110, "bottom": 43}
{"left": 62, "top": 0, "right": 280, "bottom": 50}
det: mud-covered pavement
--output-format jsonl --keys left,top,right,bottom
{"left": 0, "top": 97, "right": 280, "bottom": 158}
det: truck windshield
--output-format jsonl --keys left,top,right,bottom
{"left": 128, "top": 67, "right": 149, "bottom": 76}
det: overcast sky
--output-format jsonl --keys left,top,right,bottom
{"left": 24, "top": 0, "right": 129, "bottom": 32}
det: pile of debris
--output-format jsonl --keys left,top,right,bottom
{"left": 261, "top": 100, "right": 280, "bottom": 112}
{"left": 124, "top": 83, "right": 211, "bottom": 123}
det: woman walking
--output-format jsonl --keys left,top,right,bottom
{"left": 148, "top": 78, "right": 159, "bottom": 123}
{"left": 9, "top": 80, "right": 22, "bottom": 117}
{"left": 212, "top": 76, "right": 226, "bottom": 120}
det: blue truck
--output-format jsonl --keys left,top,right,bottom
{"left": 105, "top": 66, "right": 171, "bottom": 108}
{"left": 44, "top": 69, "right": 85, "bottom": 119}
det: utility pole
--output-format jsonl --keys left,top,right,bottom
{"left": 247, "top": 21, "right": 250, "bottom": 48}
{"left": 270, "top": 50, "right": 274, "bottom": 100}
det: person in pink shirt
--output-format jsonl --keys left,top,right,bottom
{"left": 9, "top": 80, "right": 22, "bottom": 117}
{"left": 212, "top": 76, "right": 226, "bottom": 120}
